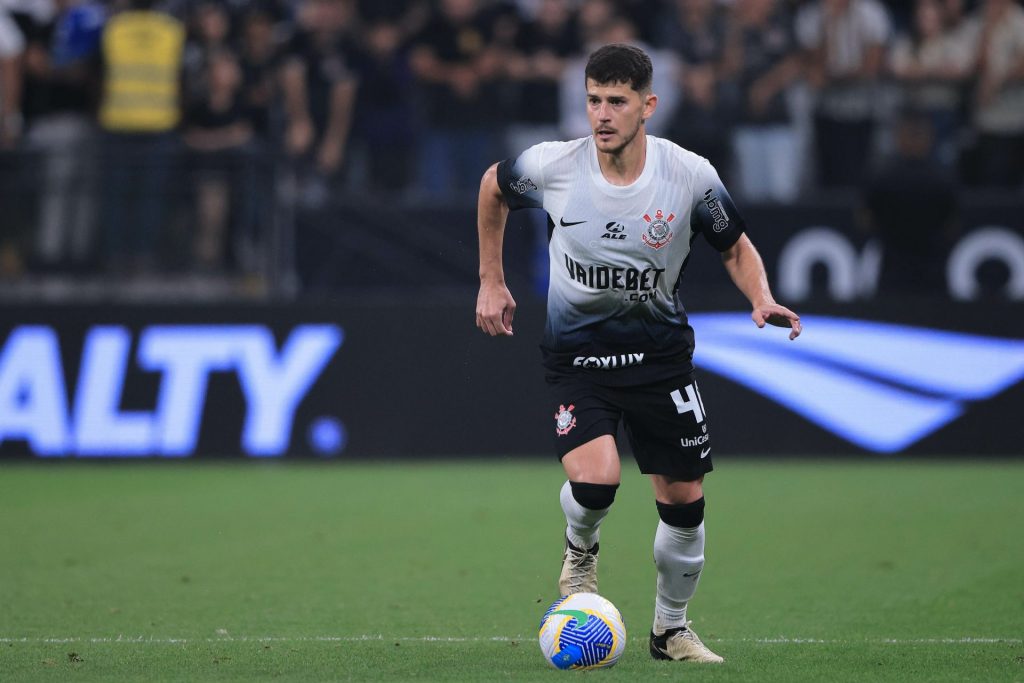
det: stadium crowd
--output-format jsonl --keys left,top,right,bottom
{"left": 0, "top": 0, "right": 1023, "bottom": 278}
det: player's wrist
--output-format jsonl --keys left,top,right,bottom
{"left": 479, "top": 271, "right": 506, "bottom": 285}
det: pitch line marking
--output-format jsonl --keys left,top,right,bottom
{"left": 1, "top": 635, "right": 1020, "bottom": 645}
{"left": 725, "top": 637, "right": 1023, "bottom": 645}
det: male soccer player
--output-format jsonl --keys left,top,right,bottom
{"left": 475, "top": 44, "right": 801, "bottom": 664}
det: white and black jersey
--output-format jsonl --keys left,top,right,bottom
{"left": 497, "top": 135, "right": 745, "bottom": 385}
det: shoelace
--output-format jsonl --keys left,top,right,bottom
{"left": 672, "top": 621, "right": 705, "bottom": 647}
{"left": 564, "top": 546, "right": 596, "bottom": 591}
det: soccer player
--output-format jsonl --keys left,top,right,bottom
{"left": 475, "top": 43, "right": 801, "bottom": 663}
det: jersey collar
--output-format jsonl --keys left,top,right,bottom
{"left": 588, "top": 134, "right": 657, "bottom": 197}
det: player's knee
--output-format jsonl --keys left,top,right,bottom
{"left": 656, "top": 497, "right": 705, "bottom": 528}
{"left": 570, "top": 481, "right": 619, "bottom": 510}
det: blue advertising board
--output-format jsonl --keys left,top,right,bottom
{"left": 1, "top": 297, "right": 1021, "bottom": 459}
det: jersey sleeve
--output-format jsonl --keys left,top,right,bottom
{"left": 496, "top": 144, "right": 545, "bottom": 211}
{"left": 690, "top": 160, "right": 745, "bottom": 252}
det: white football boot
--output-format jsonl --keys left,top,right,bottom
{"left": 557, "top": 536, "right": 598, "bottom": 596}
{"left": 649, "top": 622, "right": 724, "bottom": 663}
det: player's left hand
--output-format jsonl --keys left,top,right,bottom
{"left": 752, "top": 304, "right": 802, "bottom": 340}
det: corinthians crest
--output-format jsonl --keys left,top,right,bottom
{"left": 554, "top": 404, "right": 577, "bottom": 436}
{"left": 642, "top": 209, "right": 675, "bottom": 249}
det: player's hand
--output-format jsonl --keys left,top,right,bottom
{"left": 476, "top": 281, "right": 516, "bottom": 336}
{"left": 752, "top": 304, "right": 802, "bottom": 340}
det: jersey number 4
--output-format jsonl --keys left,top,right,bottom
{"left": 670, "top": 383, "right": 707, "bottom": 424}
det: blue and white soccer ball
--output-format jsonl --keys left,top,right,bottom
{"left": 538, "top": 592, "right": 627, "bottom": 669}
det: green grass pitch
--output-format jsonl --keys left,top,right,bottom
{"left": 1, "top": 459, "right": 1021, "bottom": 682}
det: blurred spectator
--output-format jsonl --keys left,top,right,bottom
{"left": 0, "top": 7, "right": 24, "bottom": 150}
{"left": 235, "top": 4, "right": 283, "bottom": 274}
{"left": 943, "top": 0, "right": 970, "bottom": 33}
{"left": 504, "top": 0, "right": 578, "bottom": 151}
{"left": 347, "top": 18, "right": 416, "bottom": 193}
{"left": 237, "top": 3, "right": 283, "bottom": 142}
{"left": 356, "top": 0, "right": 428, "bottom": 40}
{"left": 6, "top": 0, "right": 1024, "bottom": 293}
{"left": 617, "top": 0, "right": 667, "bottom": 46}
{"left": 658, "top": 0, "right": 734, "bottom": 174}
{"left": 409, "top": 0, "right": 504, "bottom": 197}
{"left": 182, "top": 47, "right": 256, "bottom": 272}
{"left": 98, "top": 0, "right": 185, "bottom": 273}
{"left": 182, "top": 0, "right": 234, "bottom": 110}
{"left": 725, "top": 0, "right": 803, "bottom": 202}
{"left": 0, "top": 6, "right": 25, "bottom": 278}
{"left": 862, "top": 108, "right": 959, "bottom": 294}
{"left": 797, "top": 0, "right": 892, "bottom": 188}
{"left": 961, "top": 0, "right": 1024, "bottom": 188}
{"left": 22, "top": 0, "right": 105, "bottom": 270}
{"left": 281, "top": 0, "right": 358, "bottom": 207}
{"left": 888, "top": 0, "right": 972, "bottom": 167}
{"left": 575, "top": 0, "right": 616, "bottom": 47}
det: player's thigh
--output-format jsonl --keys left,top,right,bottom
{"left": 621, "top": 372, "right": 713, "bottom": 482}
{"left": 547, "top": 375, "right": 622, "bottom": 484}
{"left": 563, "top": 435, "right": 621, "bottom": 485}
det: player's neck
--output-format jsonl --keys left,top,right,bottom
{"left": 597, "top": 133, "right": 647, "bottom": 186}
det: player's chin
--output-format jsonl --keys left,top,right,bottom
{"left": 594, "top": 136, "right": 622, "bottom": 153}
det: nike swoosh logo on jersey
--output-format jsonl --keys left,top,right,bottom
{"left": 683, "top": 570, "right": 701, "bottom": 578}
{"left": 700, "top": 447, "right": 711, "bottom": 458}
{"left": 560, "top": 218, "right": 586, "bottom": 227}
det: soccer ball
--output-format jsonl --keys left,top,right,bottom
{"left": 538, "top": 592, "right": 626, "bottom": 669}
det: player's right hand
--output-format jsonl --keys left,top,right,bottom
{"left": 476, "top": 282, "right": 516, "bottom": 336}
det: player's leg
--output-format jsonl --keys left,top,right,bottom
{"left": 561, "top": 434, "right": 620, "bottom": 546}
{"left": 651, "top": 475, "right": 705, "bottom": 627}
{"left": 623, "top": 374, "right": 723, "bottom": 663}
{"left": 647, "top": 474, "right": 722, "bottom": 663}
{"left": 557, "top": 435, "right": 620, "bottom": 596}
{"left": 549, "top": 378, "right": 621, "bottom": 596}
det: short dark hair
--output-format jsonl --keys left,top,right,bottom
{"left": 584, "top": 43, "right": 653, "bottom": 93}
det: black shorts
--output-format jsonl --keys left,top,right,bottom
{"left": 547, "top": 371, "right": 713, "bottom": 481}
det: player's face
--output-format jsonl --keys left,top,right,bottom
{"left": 586, "top": 79, "right": 657, "bottom": 155}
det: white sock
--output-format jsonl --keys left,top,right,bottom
{"left": 652, "top": 520, "right": 705, "bottom": 634}
{"left": 559, "top": 480, "right": 610, "bottom": 549}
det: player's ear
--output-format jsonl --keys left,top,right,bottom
{"left": 642, "top": 93, "right": 658, "bottom": 122}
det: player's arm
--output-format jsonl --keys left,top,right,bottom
{"left": 476, "top": 162, "right": 516, "bottom": 336}
{"left": 721, "top": 234, "right": 802, "bottom": 340}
